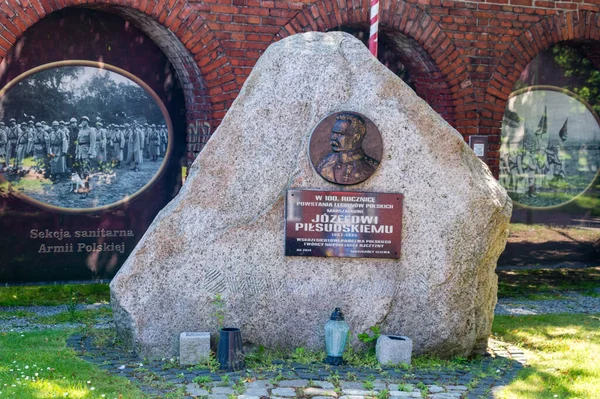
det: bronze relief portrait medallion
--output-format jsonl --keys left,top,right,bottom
{"left": 309, "top": 112, "right": 383, "bottom": 185}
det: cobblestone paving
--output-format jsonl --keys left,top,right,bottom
{"left": 67, "top": 335, "right": 526, "bottom": 399}
{"left": 495, "top": 291, "right": 600, "bottom": 315}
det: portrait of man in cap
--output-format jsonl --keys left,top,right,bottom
{"left": 311, "top": 112, "right": 381, "bottom": 185}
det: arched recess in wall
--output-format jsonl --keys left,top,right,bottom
{"left": 0, "top": 0, "right": 239, "bottom": 162}
{"left": 487, "top": 12, "right": 600, "bottom": 125}
{"left": 488, "top": 11, "right": 600, "bottom": 226}
{"left": 276, "top": 0, "right": 474, "bottom": 131}
{"left": 0, "top": 5, "right": 224, "bottom": 284}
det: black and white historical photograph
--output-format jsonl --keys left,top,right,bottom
{"left": 500, "top": 87, "right": 600, "bottom": 208}
{"left": 0, "top": 62, "right": 171, "bottom": 211}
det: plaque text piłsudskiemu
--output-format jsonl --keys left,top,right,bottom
{"left": 285, "top": 190, "right": 402, "bottom": 258}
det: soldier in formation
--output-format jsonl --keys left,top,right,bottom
{"left": 126, "top": 121, "right": 144, "bottom": 172}
{"left": 95, "top": 121, "right": 107, "bottom": 170}
{"left": 48, "top": 121, "right": 69, "bottom": 179}
{"left": 75, "top": 116, "right": 96, "bottom": 180}
{"left": 0, "top": 116, "right": 168, "bottom": 181}
{"left": 67, "top": 117, "right": 78, "bottom": 169}
{"left": 148, "top": 124, "right": 161, "bottom": 162}
{"left": 15, "top": 121, "right": 33, "bottom": 170}
{"left": 31, "top": 122, "right": 49, "bottom": 173}
{"left": 0, "top": 122, "right": 6, "bottom": 166}
{"left": 5, "top": 119, "right": 21, "bottom": 169}
{"left": 107, "top": 123, "right": 125, "bottom": 169}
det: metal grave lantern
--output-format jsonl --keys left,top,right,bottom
{"left": 324, "top": 307, "right": 350, "bottom": 365}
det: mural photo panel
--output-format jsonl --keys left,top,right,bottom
{"left": 0, "top": 61, "right": 172, "bottom": 212}
{"left": 500, "top": 86, "right": 600, "bottom": 209}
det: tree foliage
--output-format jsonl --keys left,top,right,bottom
{"left": 1, "top": 66, "right": 164, "bottom": 125}
{"left": 552, "top": 44, "right": 600, "bottom": 114}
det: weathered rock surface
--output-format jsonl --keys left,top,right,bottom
{"left": 110, "top": 32, "right": 512, "bottom": 359}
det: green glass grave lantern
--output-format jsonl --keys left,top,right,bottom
{"left": 324, "top": 307, "right": 349, "bottom": 365}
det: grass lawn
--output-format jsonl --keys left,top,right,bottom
{"left": 497, "top": 267, "right": 600, "bottom": 299}
{"left": 507, "top": 224, "right": 599, "bottom": 242}
{"left": 0, "top": 329, "right": 148, "bottom": 399}
{"left": 493, "top": 313, "right": 600, "bottom": 399}
{"left": 1, "top": 283, "right": 600, "bottom": 398}
{"left": 0, "top": 284, "right": 110, "bottom": 306}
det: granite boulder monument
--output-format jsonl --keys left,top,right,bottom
{"left": 110, "top": 32, "right": 512, "bottom": 359}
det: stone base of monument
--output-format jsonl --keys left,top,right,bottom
{"left": 376, "top": 335, "right": 413, "bottom": 366}
{"left": 179, "top": 332, "right": 210, "bottom": 366}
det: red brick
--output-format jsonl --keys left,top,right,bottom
{"left": 210, "top": 4, "right": 239, "bottom": 13}
{"left": 0, "top": 0, "right": 583, "bottom": 170}
{"left": 510, "top": 0, "right": 532, "bottom": 6}
{"left": 29, "top": 0, "right": 46, "bottom": 18}
{"left": 23, "top": 6, "right": 40, "bottom": 24}
{"left": 556, "top": 2, "right": 578, "bottom": 10}
{"left": 581, "top": 4, "right": 600, "bottom": 12}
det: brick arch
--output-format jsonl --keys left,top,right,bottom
{"left": 0, "top": 0, "right": 239, "bottom": 160}
{"left": 484, "top": 11, "right": 600, "bottom": 175}
{"left": 275, "top": 0, "right": 474, "bottom": 132}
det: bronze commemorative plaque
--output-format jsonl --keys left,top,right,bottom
{"left": 285, "top": 189, "right": 402, "bottom": 259}
{"left": 309, "top": 112, "right": 383, "bottom": 185}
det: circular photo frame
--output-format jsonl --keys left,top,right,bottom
{"left": 0, "top": 60, "right": 174, "bottom": 214}
{"left": 309, "top": 111, "right": 383, "bottom": 186}
{"left": 500, "top": 85, "right": 600, "bottom": 209}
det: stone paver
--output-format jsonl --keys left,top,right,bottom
{"left": 246, "top": 380, "right": 274, "bottom": 389}
{"left": 185, "top": 383, "right": 210, "bottom": 396}
{"left": 388, "top": 393, "right": 421, "bottom": 398}
{"left": 244, "top": 388, "right": 269, "bottom": 396}
{"left": 65, "top": 333, "right": 524, "bottom": 399}
{"left": 427, "top": 385, "right": 446, "bottom": 393}
{"left": 272, "top": 387, "right": 298, "bottom": 397}
{"left": 429, "top": 393, "right": 462, "bottom": 399}
{"left": 340, "top": 381, "right": 364, "bottom": 390}
{"left": 342, "top": 389, "right": 375, "bottom": 396}
{"left": 212, "top": 386, "right": 234, "bottom": 394}
{"left": 278, "top": 379, "right": 309, "bottom": 387}
{"left": 311, "top": 381, "right": 335, "bottom": 389}
{"left": 446, "top": 385, "right": 468, "bottom": 391}
{"left": 304, "top": 387, "right": 338, "bottom": 397}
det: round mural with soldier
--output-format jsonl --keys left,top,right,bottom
{"left": 500, "top": 86, "right": 600, "bottom": 208}
{"left": 0, "top": 61, "right": 172, "bottom": 212}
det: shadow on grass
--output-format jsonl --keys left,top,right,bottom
{"left": 493, "top": 314, "right": 600, "bottom": 399}
{"left": 498, "top": 241, "right": 598, "bottom": 266}
{"left": 497, "top": 267, "right": 600, "bottom": 298}
{"left": 505, "top": 366, "right": 585, "bottom": 398}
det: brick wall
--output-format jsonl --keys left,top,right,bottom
{"left": 1, "top": 0, "right": 600, "bottom": 173}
